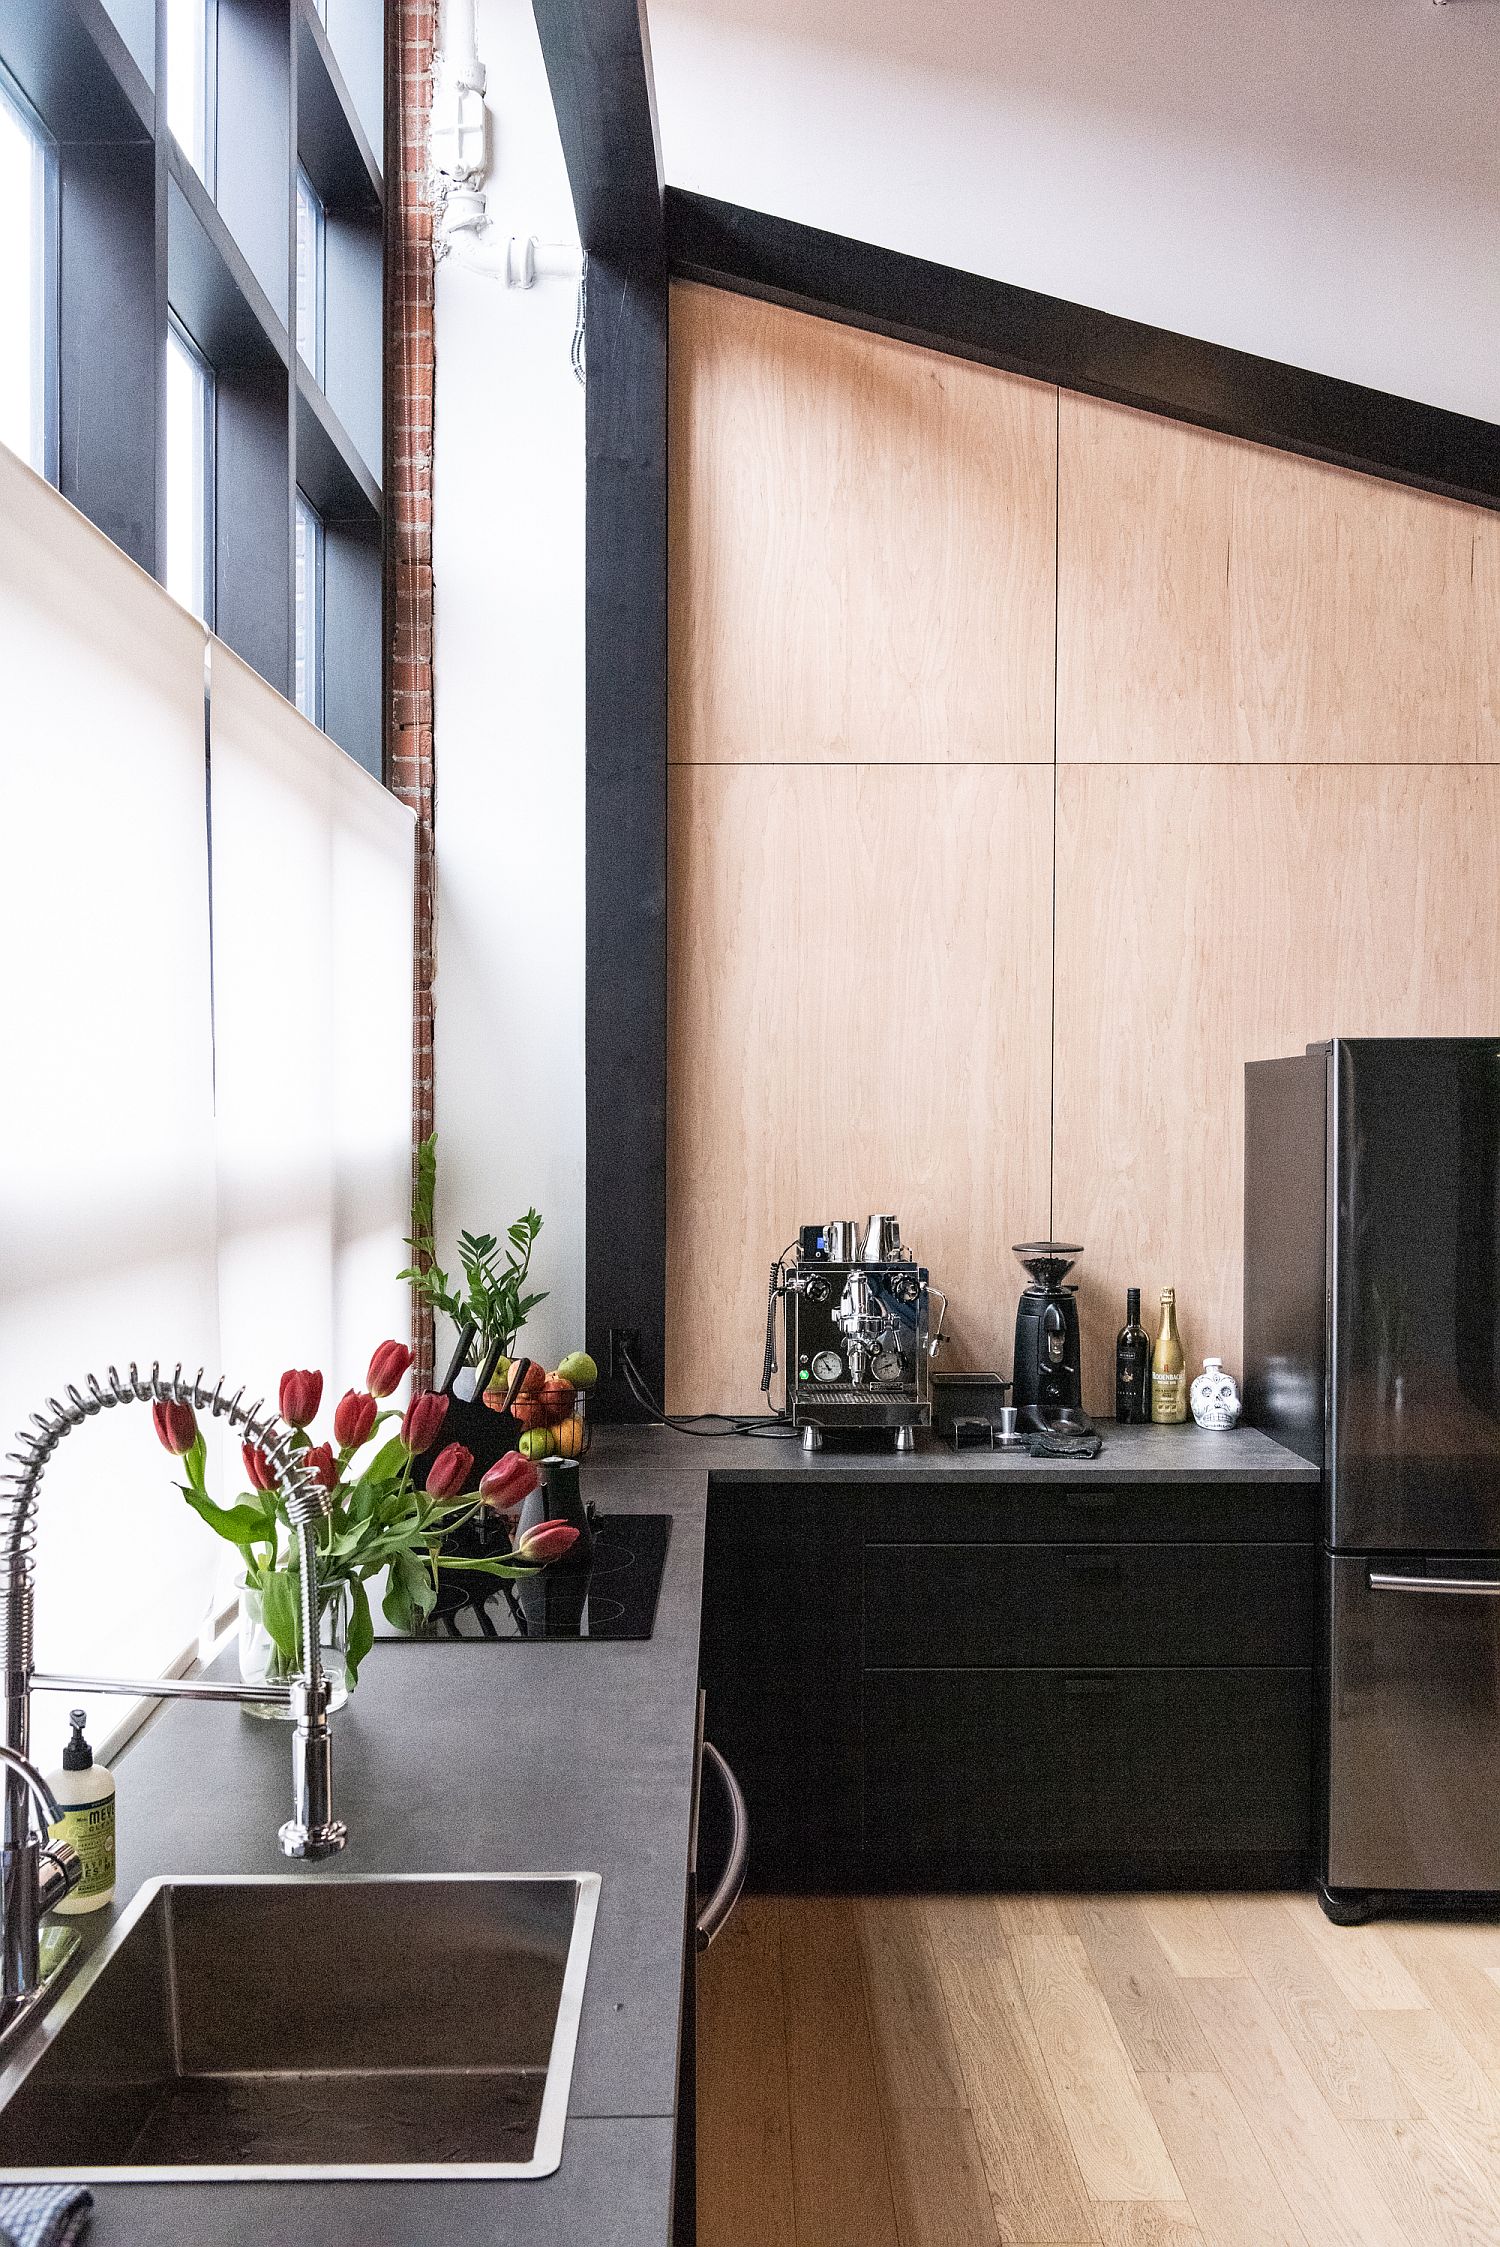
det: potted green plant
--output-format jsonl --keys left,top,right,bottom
{"left": 399, "top": 1133, "right": 548, "bottom": 1381}
{"left": 151, "top": 1342, "right": 576, "bottom": 1712}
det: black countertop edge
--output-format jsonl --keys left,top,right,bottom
{"left": 80, "top": 2117, "right": 679, "bottom": 2247}
{"left": 591, "top": 1419, "right": 1320, "bottom": 1484}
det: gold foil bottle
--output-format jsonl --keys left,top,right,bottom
{"left": 1151, "top": 1287, "right": 1187, "bottom": 1424}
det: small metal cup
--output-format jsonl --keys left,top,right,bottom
{"left": 862, "top": 1214, "right": 901, "bottom": 1263}
{"left": 996, "top": 1405, "right": 1019, "bottom": 1437}
{"left": 824, "top": 1220, "right": 861, "bottom": 1262}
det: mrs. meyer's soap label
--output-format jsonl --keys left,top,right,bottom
{"left": 50, "top": 1795, "right": 116, "bottom": 1899}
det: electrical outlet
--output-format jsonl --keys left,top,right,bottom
{"left": 608, "top": 1327, "right": 642, "bottom": 1381}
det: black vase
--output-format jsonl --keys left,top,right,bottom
{"left": 515, "top": 1462, "right": 595, "bottom": 1635}
{"left": 536, "top": 1458, "right": 594, "bottom": 1561}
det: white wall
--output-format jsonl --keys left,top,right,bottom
{"left": 648, "top": 0, "right": 1500, "bottom": 423}
{"left": 431, "top": 0, "right": 588, "bottom": 1373}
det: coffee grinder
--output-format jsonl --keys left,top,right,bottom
{"left": 1011, "top": 1240, "right": 1088, "bottom": 1431}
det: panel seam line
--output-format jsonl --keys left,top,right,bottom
{"left": 1049, "top": 388, "right": 1060, "bottom": 1239}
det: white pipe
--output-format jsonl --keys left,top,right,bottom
{"left": 443, "top": 232, "right": 583, "bottom": 286}
{"left": 443, "top": 0, "right": 480, "bottom": 71}
{"left": 429, "top": 0, "right": 582, "bottom": 303}
{"left": 431, "top": 0, "right": 488, "bottom": 202}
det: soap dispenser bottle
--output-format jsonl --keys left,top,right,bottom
{"left": 46, "top": 1708, "right": 116, "bottom": 1914}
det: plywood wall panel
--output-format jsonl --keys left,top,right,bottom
{"left": 666, "top": 762, "right": 1054, "bottom": 1415}
{"left": 665, "top": 288, "right": 1500, "bottom": 1424}
{"left": 1477, "top": 511, "right": 1500, "bottom": 753}
{"left": 1058, "top": 396, "right": 1500, "bottom": 766}
{"left": 669, "top": 281, "right": 1056, "bottom": 767}
{"left": 1053, "top": 763, "right": 1500, "bottom": 1414}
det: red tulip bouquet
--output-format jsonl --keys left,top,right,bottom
{"left": 154, "top": 1341, "right": 578, "bottom": 1693}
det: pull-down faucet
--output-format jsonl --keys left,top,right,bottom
{"left": 1, "top": 1362, "right": 348, "bottom": 2041}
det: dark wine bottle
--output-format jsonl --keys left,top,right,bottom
{"left": 1115, "top": 1287, "right": 1151, "bottom": 1424}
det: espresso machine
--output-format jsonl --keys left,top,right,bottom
{"left": 1011, "top": 1240, "right": 1091, "bottom": 1432}
{"left": 762, "top": 1216, "right": 946, "bottom": 1451}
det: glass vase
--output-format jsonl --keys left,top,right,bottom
{"left": 237, "top": 1572, "right": 353, "bottom": 1720}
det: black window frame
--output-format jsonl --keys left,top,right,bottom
{"left": 0, "top": 55, "right": 61, "bottom": 486}
{"left": 164, "top": 0, "right": 218, "bottom": 193}
{"left": 0, "top": 0, "right": 386, "bottom": 779}
{"left": 294, "top": 482, "right": 326, "bottom": 729}
{"left": 294, "top": 159, "right": 327, "bottom": 386}
{"left": 164, "top": 305, "right": 217, "bottom": 627}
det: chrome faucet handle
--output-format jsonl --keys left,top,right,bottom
{"left": 0, "top": 1744, "right": 62, "bottom": 1833}
{"left": 36, "top": 1839, "right": 83, "bottom": 1914}
{"left": 0, "top": 1744, "right": 83, "bottom": 2011}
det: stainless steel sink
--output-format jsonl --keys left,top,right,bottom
{"left": 0, "top": 1872, "right": 600, "bottom": 2181}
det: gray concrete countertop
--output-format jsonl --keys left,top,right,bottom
{"left": 602, "top": 1417, "right": 1318, "bottom": 1484}
{"left": 38, "top": 1451, "right": 709, "bottom": 2247}
{"left": 13, "top": 1419, "right": 1315, "bottom": 2243}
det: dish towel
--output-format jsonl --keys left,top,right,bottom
{"left": 1026, "top": 1429, "right": 1104, "bottom": 1459}
{"left": 0, "top": 2186, "right": 94, "bottom": 2247}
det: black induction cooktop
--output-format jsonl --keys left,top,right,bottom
{"left": 379, "top": 1513, "right": 672, "bottom": 1643}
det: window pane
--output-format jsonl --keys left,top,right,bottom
{"left": 295, "top": 492, "right": 325, "bottom": 726}
{"left": 0, "top": 83, "right": 47, "bottom": 474}
{"left": 166, "top": 0, "right": 211, "bottom": 179}
{"left": 295, "top": 168, "right": 325, "bottom": 383}
{"left": 166, "top": 325, "right": 212, "bottom": 621}
{"left": 210, "top": 641, "right": 415, "bottom": 1423}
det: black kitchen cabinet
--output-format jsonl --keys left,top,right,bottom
{"left": 700, "top": 1474, "right": 1318, "bottom": 1891}
{"left": 699, "top": 1481, "right": 863, "bottom": 1887}
{"left": 864, "top": 1478, "right": 1313, "bottom": 1546}
{"left": 864, "top": 1540, "right": 1316, "bottom": 1669}
{"left": 865, "top": 1666, "right": 1313, "bottom": 1887}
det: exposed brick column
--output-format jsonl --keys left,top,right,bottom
{"left": 387, "top": 0, "right": 437, "bottom": 1379}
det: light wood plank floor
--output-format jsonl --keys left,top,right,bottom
{"left": 697, "top": 1895, "right": 1500, "bottom": 2247}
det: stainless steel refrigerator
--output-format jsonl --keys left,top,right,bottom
{"left": 1245, "top": 1037, "right": 1500, "bottom": 1923}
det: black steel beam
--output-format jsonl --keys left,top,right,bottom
{"left": 531, "top": 0, "right": 667, "bottom": 1418}
{"left": 531, "top": 0, "right": 662, "bottom": 264}
{"left": 579, "top": 249, "right": 669, "bottom": 1421}
{"left": 667, "top": 189, "right": 1500, "bottom": 514}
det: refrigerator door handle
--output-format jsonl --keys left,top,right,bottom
{"left": 1369, "top": 1572, "right": 1500, "bottom": 1597}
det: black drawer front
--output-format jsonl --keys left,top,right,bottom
{"left": 864, "top": 1542, "right": 1316, "bottom": 1669}
{"left": 864, "top": 1667, "right": 1313, "bottom": 1860}
{"left": 864, "top": 1480, "right": 1317, "bottom": 1547}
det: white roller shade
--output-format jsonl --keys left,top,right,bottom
{"left": 0, "top": 447, "right": 219, "bottom": 1766}
{"left": 209, "top": 644, "right": 415, "bottom": 1413}
{"left": 329, "top": 742, "right": 419, "bottom": 1373}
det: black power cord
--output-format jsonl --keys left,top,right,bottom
{"left": 617, "top": 1342, "right": 798, "bottom": 1441}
